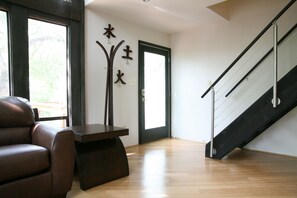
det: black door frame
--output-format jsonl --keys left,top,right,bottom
{"left": 138, "top": 40, "right": 171, "bottom": 144}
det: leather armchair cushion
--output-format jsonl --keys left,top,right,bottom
{"left": 0, "top": 144, "right": 50, "bottom": 184}
{"left": 0, "top": 127, "right": 31, "bottom": 146}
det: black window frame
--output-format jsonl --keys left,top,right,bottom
{"left": 0, "top": 0, "right": 85, "bottom": 126}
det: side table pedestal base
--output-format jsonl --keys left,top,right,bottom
{"left": 75, "top": 137, "right": 129, "bottom": 190}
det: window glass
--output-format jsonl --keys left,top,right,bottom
{"left": 144, "top": 52, "right": 166, "bottom": 129}
{"left": 29, "top": 18, "right": 67, "bottom": 126}
{"left": 40, "top": 119, "right": 68, "bottom": 128}
{"left": 0, "top": 11, "right": 9, "bottom": 96}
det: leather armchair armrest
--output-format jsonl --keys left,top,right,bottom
{"left": 31, "top": 124, "right": 75, "bottom": 197}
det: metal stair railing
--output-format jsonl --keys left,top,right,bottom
{"left": 201, "top": 0, "right": 297, "bottom": 158}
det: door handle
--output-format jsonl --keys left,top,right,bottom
{"left": 141, "top": 89, "right": 146, "bottom": 102}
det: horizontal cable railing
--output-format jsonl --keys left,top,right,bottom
{"left": 213, "top": 22, "right": 297, "bottom": 132}
{"left": 201, "top": 0, "right": 296, "bottom": 99}
{"left": 203, "top": 0, "right": 296, "bottom": 158}
{"left": 225, "top": 23, "right": 297, "bottom": 97}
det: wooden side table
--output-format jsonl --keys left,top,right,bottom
{"left": 66, "top": 124, "right": 129, "bottom": 190}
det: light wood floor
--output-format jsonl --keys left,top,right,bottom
{"left": 67, "top": 138, "right": 297, "bottom": 198}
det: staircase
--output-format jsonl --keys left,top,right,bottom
{"left": 205, "top": 65, "right": 297, "bottom": 159}
{"left": 201, "top": 0, "right": 297, "bottom": 159}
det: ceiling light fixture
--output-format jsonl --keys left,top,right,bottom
{"left": 143, "top": 0, "right": 150, "bottom": 2}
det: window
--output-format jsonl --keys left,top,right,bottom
{"left": 0, "top": 10, "right": 9, "bottom": 96}
{"left": 0, "top": 0, "right": 85, "bottom": 126}
{"left": 29, "top": 19, "right": 68, "bottom": 127}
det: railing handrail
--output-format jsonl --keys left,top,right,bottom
{"left": 225, "top": 23, "right": 297, "bottom": 97}
{"left": 201, "top": 0, "right": 296, "bottom": 98}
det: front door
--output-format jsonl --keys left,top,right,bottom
{"left": 139, "top": 41, "right": 171, "bottom": 144}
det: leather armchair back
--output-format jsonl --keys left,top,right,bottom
{"left": 0, "top": 97, "right": 35, "bottom": 146}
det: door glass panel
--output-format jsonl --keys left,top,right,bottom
{"left": 28, "top": 19, "right": 67, "bottom": 125}
{"left": 0, "top": 11, "right": 9, "bottom": 96}
{"left": 144, "top": 52, "right": 166, "bottom": 129}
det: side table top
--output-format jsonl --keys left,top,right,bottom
{"left": 66, "top": 124, "right": 129, "bottom": 143}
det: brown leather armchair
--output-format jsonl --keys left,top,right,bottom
{"left": 0, "top": 96, "right": 75, "bottom": 198}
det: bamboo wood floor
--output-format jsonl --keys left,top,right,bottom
{"left": 67, "top": 138, "right": 297, "bottom": 198}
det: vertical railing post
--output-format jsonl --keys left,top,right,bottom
{"left": 210, "top": 87, "right": 215, "bottom": 157}
{"left": 273, "top": 21, "right": 279, "bottom": 108}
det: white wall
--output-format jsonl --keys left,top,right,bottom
{"left": 85, "top": 0, "right": 297, "bottom": 157}
{"left": 85, "top": 7, "right": 170, "bottom": 147}
{"left": 171, "top": 0, "right": 297, "bottom": 157}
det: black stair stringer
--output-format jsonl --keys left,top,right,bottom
{"left": 205, "top": 65, "right": 297, "bottom": 159}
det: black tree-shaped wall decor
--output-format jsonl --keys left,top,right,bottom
{"left": 96, "top": 40, "right": 125, "bottom": 126}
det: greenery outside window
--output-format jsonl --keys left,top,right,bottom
{"left": 29, "top": 19, "right": 68, "bottom": 127}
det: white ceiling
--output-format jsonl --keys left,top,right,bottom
{"left": 85, "top": 0, "right": 228, "bottom": 34}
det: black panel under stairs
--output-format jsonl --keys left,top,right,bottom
{"left": 205, "top": 65, "right": 297, "bottom": 159}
